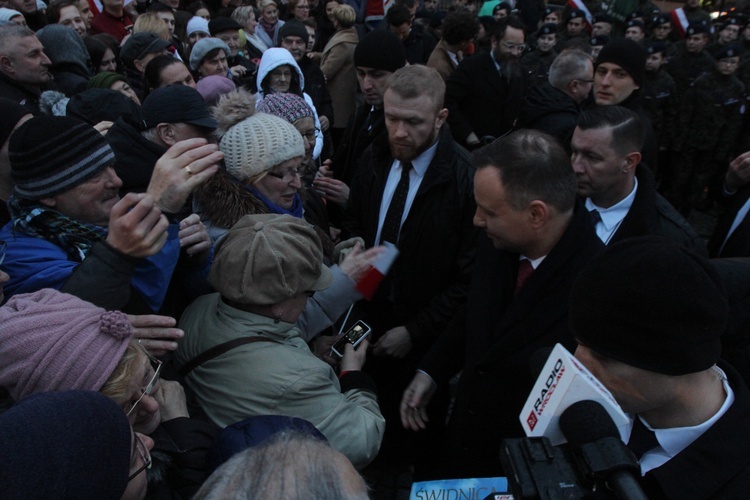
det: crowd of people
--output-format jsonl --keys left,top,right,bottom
{"left": 1, "top": 0, "right": 750, "bottom": 497}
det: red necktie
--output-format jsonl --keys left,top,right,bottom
{"left": 515, "top": 259, "right": 534, "bottom": 295}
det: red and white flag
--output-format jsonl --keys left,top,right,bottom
{"left": 567, "top": 0, "right": 593, "bottom": 29}
{"left": 670, "top": 7, "right": 690, "bottom": 38}
{"left": 355, "top": 243, "right": 399, "bottom": 300}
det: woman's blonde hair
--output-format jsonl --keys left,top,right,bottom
{"left": 333, "top": 4, "right": 355, "bottom": 28}
{"left": 100, "top": 340, "right": 149, "bottom": 407}
{"left": 133, "top": 12, "right": 170, "bottom": 41}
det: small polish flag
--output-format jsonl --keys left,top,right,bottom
{"left": 355, "top": 242, "right": 399, "bottom": 300}
{"left": 567, "top": 0, "right": 593, "bottom": 29}
{"left": 670, "top": 8, "right": 690, "bottom": 38}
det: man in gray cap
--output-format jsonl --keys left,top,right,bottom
{"left": 176, "top": 214, "right": 385, "bottom": 470}
{"left": 570, "top": 236, "right": 750, "bottom": 498}
{"left": 106, "top": 84, "right": 218, "bottom": 197}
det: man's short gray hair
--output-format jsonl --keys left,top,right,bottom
{"left": 193, "top": 431, "right": 370, "bottom": 500}
{"left": 548, "top": 49, "right": 593, "bottom": 91}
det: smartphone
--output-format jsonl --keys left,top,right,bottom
{"left": 330, "top": 320, "right": 372, "bottom": 358}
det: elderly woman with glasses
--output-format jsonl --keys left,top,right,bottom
{"left": 193, "top": 89, "right": 382, "bottom": 347}
{"left": 0, "top": 289, "right": 220, "bottom": 498}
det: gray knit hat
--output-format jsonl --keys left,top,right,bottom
{"left": 209, "top": 214, "right": 333, "bottom": 305}
{"left": 190, "top": 37, "right": 230, "bottom": 71}
{"left": 10, "top": 116, "right": 115, "bottom": 200}
{"left": 214, "top": 89, "right": 305, "bottom": 181}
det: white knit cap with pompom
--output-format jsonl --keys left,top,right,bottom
{"left": 215, "top": 89, "right": 305, "bottom": 180}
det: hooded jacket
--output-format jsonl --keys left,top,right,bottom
{"left": 255, "top": 48, "right": 323, "bottom": 159}
{"left": 36, "top": 25, "right": 93, "bottom": 97}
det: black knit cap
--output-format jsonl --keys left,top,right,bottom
{"left": 278, "top": 19, "right": 309, "bottom": 44}
{"left": 595, "top": 38, "right": 647, "bottom": 87}
{"left": 354, "top": 29, "right": 406, "bottom": 72}
{"left": 569, "top": 236, "right": 727, "bottom": 376}
{"left": 208, "top": 16, "right": 242, "bottom": 36}
{"left": 10, "top": 116, "right": 114, "bottom": 200}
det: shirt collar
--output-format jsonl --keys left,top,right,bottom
{"left": 399, "top": 139, "right": 439, "bottom": 177}
{"left": 585, "top": 177, "right": 638, "bottom": 231}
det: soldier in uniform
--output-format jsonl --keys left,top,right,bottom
{"left": 589, "top": 35, "right": 609, "bottom": 58}
{"left": 522, "top": 23, "right": 558, "bottom": 88}
{"left": 625, "top": 19, "right": 648, "bottom": 45}
{"left": 707, "top": 17, "right": 743, "bottom": 59}
{"left": 665, "top": 23, "right": 715, "bottom": 97}
{"left": 642, "top": 43, "right": 677, "bottom": 186}
{"left": 555, "top": 9, "right": 589, "bottom": 51}
{"left": 667, "top": 45, "right": 745, "bottom": 214}
{"left": 646, "top": 13, "right": 674, "bottom": 51}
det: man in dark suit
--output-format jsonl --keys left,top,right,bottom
{"left": 444, "top": 15, "right": 526, "bottom": 149}
{"left": 709, "top": 151, "right": 750, "bottom": 258}
{"left": 400, "top": 129, "right": 603, "bottom": 479}
{"left": 571, "top": 237, "right": 750, "bottom": 498}
{"left": 571, "top": 106, "right": 706, "bottom": 255}
{"left": 344, "top": 64, "right": 477, "bottom": 477}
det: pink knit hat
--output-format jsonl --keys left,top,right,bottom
{"left": 0, "top": 289, "right": 132, "bottom": 401}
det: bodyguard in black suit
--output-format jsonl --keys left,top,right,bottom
{"left": 400, "top": 130, "right": 603, "bottom": 479}
{"left": 444, "top": 16, "right": 526, "bottom": 149}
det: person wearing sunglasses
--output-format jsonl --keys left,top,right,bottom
{"left": 0, "top": 289, "right": 220, "bottom": 497}
{"left": 0, "top": 390, "right": 152, "bottom": 500}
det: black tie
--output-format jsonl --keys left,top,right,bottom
{"left": 627, "top": 417, "right": 659, "bottom": 460}
{"left": 590, "top": 209, "right": 603, "bottom": 225}
{"left": 380, "top": 162, "right": 412, "bottom": 245}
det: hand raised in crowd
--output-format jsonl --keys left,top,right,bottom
{"left": 153, "top": 379, "right": 190, "bottom": 422}
{"left": 106, "top": 192, "right": 170, "bottom": 258}
{"left": 319, "top": 115, "right": 330, "bottom": 132}
{"left": 128, "top": 314, "right": 184, "bottom": 356}
{"left": 313, "top": 175, "right": 350, "bottom": 207}
{"left": 338, "top": 242, "right": 384, "bottom": 281}
{"left": 148, "top": 138, "right": 223, "bottom": 214}
{"left": 339, "top": 338, "right": 369, "bottom": 372}
{"left": 178, "top": 214, "right": 212, "bottom": 260}
{"left": 229, "top": 65, "right": 247, "bottom": 79}
{"left": 372, "top": 325, "right": 412, "bottom": 358}
{"left": 724, "top": 151, "right": 750, "bottom": 193}
{"left": 400, "top": 371, "right": 437, "bottom": 431}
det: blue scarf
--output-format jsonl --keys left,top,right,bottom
{"left": 248, "top": 186, "right": 304, "bottom": 218}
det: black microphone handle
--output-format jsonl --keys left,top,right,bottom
{"left": 608, "top": 469, "right": 649, "bottom": 500}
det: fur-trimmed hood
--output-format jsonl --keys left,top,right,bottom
{"left": 194, "top": 168, "right": 268, "bottom": 234}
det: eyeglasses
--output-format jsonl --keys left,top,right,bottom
{"left": 575, "top": 78, "right": 595, "bottom": 83}
{"left": 267, "top": 167, "right": 303, "bottom": 181}
{"left": 128, "top": 433, "right": 152, "bottom": 481}
{"left": 502, "top": 41, "right": 526, "bottom": 51}
{"left": 302, "top": 127, "right": 320, "bottom": 143}
{"left": 125, "top": 356, "right": 162, "bottom": 417}
{"left": 0, "top": 241, "right": 6, "bottom": 267}
{"left": 270, "top": 69, "right": 293, "bottom": 79}
{"left": 297, "top": 4, "right": 310, "bottom": 8}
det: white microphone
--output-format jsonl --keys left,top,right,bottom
{"left": 518, "top": 343, "right": 630, "bottom": 446}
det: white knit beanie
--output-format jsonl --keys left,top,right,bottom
{"left": 215, "top": 89, "right": 305, "bottom": 180}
